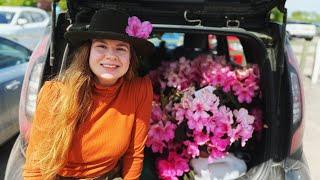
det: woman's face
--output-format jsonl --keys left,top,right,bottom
{"left": 89, "top": 39, "right": 130, "bottom": 86}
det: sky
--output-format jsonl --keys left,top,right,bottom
{"left": 285, "top": 0, "right": 320, "bottom": 15}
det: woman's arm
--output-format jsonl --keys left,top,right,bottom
{"left": 122, "top": 76, "right": 153, "bottom": 180}
{"left": 23, "top": 81, "right": 60, "bottom": 179}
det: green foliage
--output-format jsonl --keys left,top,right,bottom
{"left": 270, "top": 8, "right": 284, "bottom": 23}
{"left": 59, "top": 0, "right": 67, "bottom": 11}
{"left": 0, "top": 0, "right": 37, "bottom": 6}
{"left": 289, "top": 11, "right": 320, "bottom": 23}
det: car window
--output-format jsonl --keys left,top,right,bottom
{"left": 0, "top": 39, "right": 30, "bottom": 68}
{"left": 160, "top": 33, "right": 184, "bottom": 49}
{"left": 18, "top": 11, "right": 34, "bottom": 24}
{"left": 0, "top": 11, "right": 15, "bottom": 24}
{"left": 30, "top": 12, "right": 45, "bottom": 22}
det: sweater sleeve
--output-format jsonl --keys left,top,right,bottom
{"left": 122, "top": 76, "right": 153, "bottom": 180}
{"left": 23, "top": 81, "right": 60, "bottom": 179}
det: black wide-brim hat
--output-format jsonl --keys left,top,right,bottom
{"left": 64, "top": 9, "right": 155, "bottom": 57}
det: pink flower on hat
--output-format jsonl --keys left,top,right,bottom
{"left": 125, "top": 16, "right": 152, "bottom": 39}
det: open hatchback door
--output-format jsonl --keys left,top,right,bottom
{"left": 66, "top": 0, "right": 286, "bottom": 29}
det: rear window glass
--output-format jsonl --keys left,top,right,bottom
{"left": 149, "top": 33, "right": 246, "bottom": 65}
{"left": 0, "top": 11, "right": 15, "bottom": 24}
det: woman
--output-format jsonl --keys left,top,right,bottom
{"left": 23, "top": 9, "right": 154, "bottom": 180}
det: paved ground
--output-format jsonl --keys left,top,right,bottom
{"left": 291, "top": 37, "right": 320, "bottom": 180}
{"left": 0, "top": 134, "right": 17, "bottom": 180}
{"left": 303, "top": 77, "right": 320, "bottom": 180}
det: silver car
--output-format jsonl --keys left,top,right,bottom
{"left": 0, "top": 6, "right": 50, "bottom": 50}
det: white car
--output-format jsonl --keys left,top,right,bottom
{"left": 286, "top": 21, "right": 317, "bottom": 41}
{"left": 0, "top": 6, "right": 50, "bottom": 50}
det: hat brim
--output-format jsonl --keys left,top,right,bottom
{"left": 64, "top": 30, "right": 155, "bottom": 58}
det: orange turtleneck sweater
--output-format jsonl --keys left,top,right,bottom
{"left": 23, "top": 76, "right": 153, "bottom": 180}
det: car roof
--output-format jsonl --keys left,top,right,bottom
{"left": 0, "top": 6, "right": 47, "bottom": 14}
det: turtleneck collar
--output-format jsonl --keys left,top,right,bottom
{"left": 93, "top": 78, "right": 124, "bottom": 97}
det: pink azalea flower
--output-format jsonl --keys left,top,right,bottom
{"left": 184, "top": 140, "right": 200, "bottom": 158}
{"left": 187, "top": 117, "right": 204, "bottom": 132}
{"left": 235, "top": 68, "right": 250, "bottom": 81}
{"left": 193, "top": 131, "right": 210, "bottom": 145}
{"left": 174, "top": 106, "right": 186, "bottom": 124}
{"left": 125, "top": 16, "right": 152, "bottom": 39}
{"left": 212, "top": 106, "right": 233, "bottom": 137}
{"left": 239, "top": 124, "right": 254, "bottom": 147}
{"left": 180, "top": 88, "right": 195, "bottom": 109}
{"left": 167, "top": 73, "right": 180, "bottom": 88}
{"left": 234, "top": 108, "right": 255, "bottom": 125}
{"left": 204, "top": 116, "right": 216, "bottom": 133}
{"left": 233, "top": 109, "right": 255, "bottom": 146}
{"left": 148, "top": 123, "right": 165, "bottom": 142}
{"left": 234, "top": 85, "right": 255, "bottom": 103}
{"left": 211, "top": 69, "right": 226, "bottom": 87}
{"left": 151, "top": 103, "right": 163, "bottom": 121}
{"left": 191, "top": 97, "right": 209, "bottom": 113}
{"left": 251, "top": 64, "right": 260, "bottom": 78}
{"left": 157, "top": 152, "right": 190, "bottom": 179}
{"left": 251, "top": 108, "right": 264, "bottom": 132}
{"left": 228, "top": 124, "right": 242, "bottom": 143}
{"left": 209, "top": 136, "right": 230, "bottom": 152}
{"left": 146, "top": 138, "right": 166, "bottom": 153}
{"left": 157, "top": 159, "right": 177, "bottom": 180}
{"left": 222, "top": 70, "right": 237, "bottom": 93}
{"left": 208, "top": 147, "right": 226, "bottom": 163}
{"left": 162, "top": 121, "right": 176, "bottom": 142}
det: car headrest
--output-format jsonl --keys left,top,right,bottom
{"left": 183, "top": 33, "right": 209, "bottom": 50}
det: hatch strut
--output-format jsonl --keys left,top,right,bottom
{"left": 50, "top": 0, "right": 59, "bottom": 74}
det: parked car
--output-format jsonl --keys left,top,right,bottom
{"left": 0, "top": 6, "right": 50, "bottom": 50}
{"left": 0, "top": 36, "right": 31, "bottom": 146}
{"left": 5, "top": 0, "right": 310, "bottom": 179}
{"left": 286, "top": 21, "right": 317, "bottom": 41}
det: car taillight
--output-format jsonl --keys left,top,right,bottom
{"left": 286, "top": 41, "right": 305, "bottom": 155}
{"left": 19, "top": 34, "right": 50, "bottom": 141}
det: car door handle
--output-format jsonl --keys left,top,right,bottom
{"left": 5, "top": 80, "right": 21, "bottom": 91}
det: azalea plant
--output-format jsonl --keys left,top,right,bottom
{"left": 146, "top": 54, "right": 264, "bottom": 180}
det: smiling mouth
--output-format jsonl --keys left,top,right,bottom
{"left": 100, "top": 63, "right": 120, "bottom": 69}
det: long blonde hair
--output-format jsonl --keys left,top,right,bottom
{"left": 31, "top": 41, "right": 138, "bottom": 179}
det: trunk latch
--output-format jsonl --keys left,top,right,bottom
{"left": 226, "top": 19, "right": 240, "bottom": 28}
{"left": 184, "top": 10, "right": 202, "bottom": 26}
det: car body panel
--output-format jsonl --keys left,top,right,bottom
{"left": 0, "top": 6, "right": 50, "bottom": 50}
{"left": 0, "top": 36, "right": 31, "bottom": 145}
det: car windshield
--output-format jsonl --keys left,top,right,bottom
{"left": 0, "top": 11, "right": 15, "bottom": 24}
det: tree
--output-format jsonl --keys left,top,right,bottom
{"left": 270, "top": 8, "right": 284, "bottom": 23}
{"left": 59, "top": 0, "right": 67, "bottom": 10}
{"left": 290, "top": 11, "right": 320, "bottom": 23}
{"left": 0, "top": 0, "right": 37, "bottom": 6}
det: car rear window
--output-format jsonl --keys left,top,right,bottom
{"left": 149, "top": 33, "right": 246, "bottom": 65}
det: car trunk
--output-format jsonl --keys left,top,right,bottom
{"left": 44, "top": 0, "right": 287, "bottom": 179}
